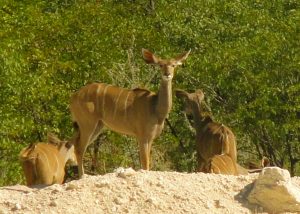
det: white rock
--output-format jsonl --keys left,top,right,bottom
{"left": 133, "top": 180, "right": 143, "bottom": 187}
{"left": 49, "top": 200, "right": 58, "bottom": 207}
{"left": 114, "top": 167, "right": 125, "bottom": 174}
{"left": 66, "top": 183, "right": 79, "bottom": 190}
{"left": 248, "top": 167, "right": 300, "bottom": 213}
{"left": 117, "top": 167, "right": 136, "bottom": 178}
{"left": 130, "top": 196, "right": 137, "bottom": 202}
{"left": 123, "top": 207, "right": 130, "bottom": 213}
{"left": 12, "top": 203, "right": 21, "bottom": 211}
{"left": 204, "top": 201, "right": 213, "bottom": 209}
{"left": 111, "top": 206, "right": 117, "bottom": 212}
{"left": 146, "top": 197, "right": 159, "bottom": 206}
{"left": 114, "top": 197, "right": 125, "bottom": 205}
{"left": 0, "top": 208, "right": 7, "bottom": 214}
{"left": 146, "top": 197, "right": 155, "bottom": 204}
{"left": 95, "top": 180, "right": 110, "bottom": 188}
{"left": 156, "top": 181, "right": 164, "bottom": 187}
{"left": 214, "top": 200, "right": 225, "bottom": 208}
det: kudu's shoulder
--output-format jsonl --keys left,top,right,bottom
{"left": 207, "top": 120, "right": 232, "bottom": 133}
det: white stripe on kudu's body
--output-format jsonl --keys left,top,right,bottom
{"left": 123, "top": 90, "right": 131, "bottom": 121}
{"left": 95, "top": 84, "right": 102, "bottom": 111}
{"left": 102, "top": 84, "right": 110, "bottom": 118}
{"left": 113, "top": 89, "right": 125, "bottom": 120}
{"left": 70, "top": 49, "right": 190, "bottom": 178}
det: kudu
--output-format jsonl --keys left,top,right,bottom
{"left": 70, "top": 49, "right": 190, "bottom": 177}
{"left": 203, "top": 155, "right": 270, "bottom": 175}
{"left": 203, "top": 154, "right": 238, "bottom": 175}
{"left": 241, "top": 156, "right": 270, "bottom": 174}
{"left": 175, "top": 89, "right": 237, "bottom": 173}
{"left": 19, "top": 133, "right": 77, "bottom": 186}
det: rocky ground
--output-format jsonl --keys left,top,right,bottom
{"left": 1, "top": 168, "right": 300, "bottom": 214}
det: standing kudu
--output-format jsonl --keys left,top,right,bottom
{"left": 70, "top": 49, "right": 190, "bottom": 178}
{"left": 175, "top": 89, "right": 237, "bottom": 173}
{"left": 19, "top": 133, "right": 77, "bottom": 186}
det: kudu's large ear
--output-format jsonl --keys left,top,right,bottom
{"left": 47, "top": 132, "right": 60, "bottom": 146}
{"left": 174, "top": 49, "right": 191, "bottom": 65}
{"left": 261, "top": 156, "right": 270, "bottom": 167}
{"left": 195, "top": 89, "right": 205, "bottom": 99}
{"left": 175, "top": 89, "right": 189, "bottom": 99}
{"left": 142, "top": 49, "right": 160, "bottom": 64}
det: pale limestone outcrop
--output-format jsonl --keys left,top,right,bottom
{"left": 248, "top": 167, "right": 300, "bottom": 213}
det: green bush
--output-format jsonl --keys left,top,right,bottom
{"left": 0, "top": 0, "right": 299, "bottom": 186}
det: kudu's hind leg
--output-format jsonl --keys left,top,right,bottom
{"left": 147, "top": 141, "right": 153, "bottom": 169}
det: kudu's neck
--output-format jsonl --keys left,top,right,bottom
{"left": 191, "top": 104, "right": 213, "bottom": 133}
{"left": 155, "top": 79, "right": 172, "bottom": 122}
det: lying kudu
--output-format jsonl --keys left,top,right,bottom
{"left": 204, "top": 155, "right": 270, "bottom": 175}
{"left": 175, "top": 89, "right": 237, "bottom": 174}
{"left": 248, "top": 156, "right": 270, "bottom": 170}
{"left": 19, "top": 133, "right": 77, "bottom": 186}
{"left": 70, "top": 49, "right": 190, "bottom": 178}
{"left": 203, "top": 154, "right": 238, "bottom": 175}
{"left": 240, "top": 156, "right": 270, "bottom": 174}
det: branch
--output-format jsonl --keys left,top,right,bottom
{"left": 149, "top": 0, "right": 155, "bottom": 11}
{"left": 165, "top": 118, "right": 186, "bottom": 152}
{"left": 183, "top": 112, "right": 196, "bottom": 134}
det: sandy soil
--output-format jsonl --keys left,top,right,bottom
{"left": 1, "top": 168, "right": 299, "bottom": 214}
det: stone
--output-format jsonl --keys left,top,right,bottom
{"left": 49, "top": 200, "right": 58, "bottom": 207}
{"left": 12, "top": 203, "right": 21, "bottom": 211}
{"left": 117, "top": 167, "right": 136, "bottom": 178}
{"left": 95, "top": 180, "right": 110, "bottom": 188}
{"left": 247, "top": 167, "right": 300, "bottom": 213}
{"left": 66, "top": 183, "right": 79, "bottom": 191}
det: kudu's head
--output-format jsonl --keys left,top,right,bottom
{"left": 175, "top": 89, "right": 206, "bottom": 114}
{"left": 47, "top": 133, "right": 77, "bottom": 166}
{"left": 142, "top": 49, "right": 191, "bottom": 81}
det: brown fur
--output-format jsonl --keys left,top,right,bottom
{"left": 175, "top": 89, "right": 237, "bottom": 173}
{"left": 19, "top": 134, "right": 77, "bottom": 186}
{"left": 203, "top": 155, "right": 238, "bottom": 175}
{"left": 244, "top": 156, "right": 271, "bottom": 173}
{"left": 70, "top": 49, "right": 190, "bottom": 178}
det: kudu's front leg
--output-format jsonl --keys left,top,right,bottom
{"left": 138, "top": 139, "right": 151, "bottom": 170}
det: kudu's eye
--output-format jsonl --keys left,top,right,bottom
{"left": 65, "top": 142, "right": 72, "bottom": 149}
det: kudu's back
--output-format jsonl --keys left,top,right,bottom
{"left": 70, "top": 82, "right": 154, "bottom": 137}
{"left": 20, "top": 143, "right": 70, "bottom": 186}
{"left": 197, "top": 122, "right": 237, "bottom": 163}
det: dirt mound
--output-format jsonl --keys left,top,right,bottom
{"left": 1, "top": 169, "right": 299, "bottom": 214}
